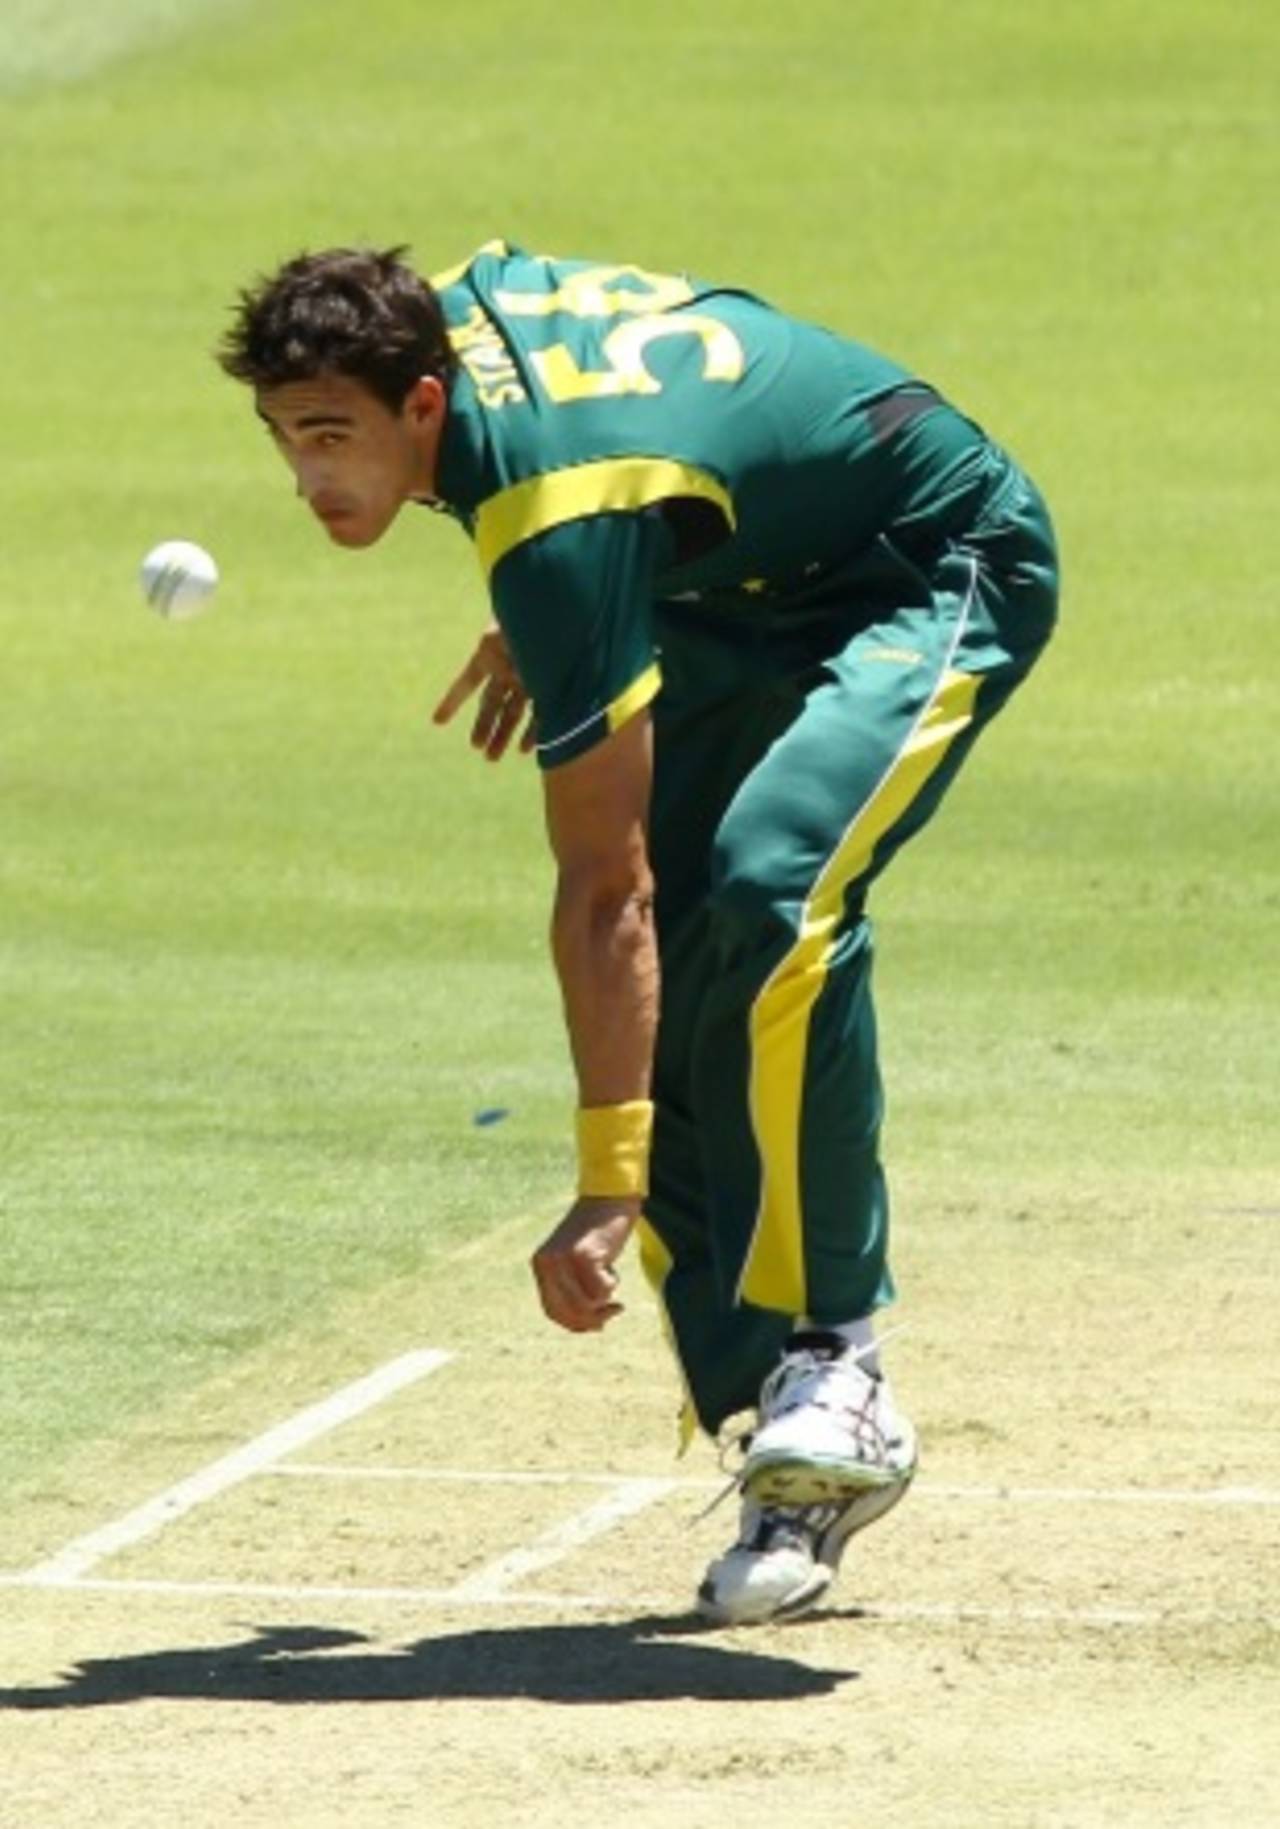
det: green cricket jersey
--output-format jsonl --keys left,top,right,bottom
{"left": 431, "top": 240, "right": 1011, "bottom": 766}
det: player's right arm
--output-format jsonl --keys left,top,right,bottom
{"left": 542, "top": 706, "right": 656, "bottom": 1114}
{"left": 444, "top": 507, "right": 670, "bottom": 1331}
{"left": 529, "top": 707, "right": 657, "bottom": 1332}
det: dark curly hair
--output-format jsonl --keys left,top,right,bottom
{"left": 217, "top": 246, "right": 457, "bottom": 411}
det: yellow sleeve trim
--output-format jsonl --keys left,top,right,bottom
{"left": 428, "top": 238, "right": 511, "bottom": 293}
{"left": 607, "top": 662, "right": 662, "bottom": 734}
{"left": 474, "top": 457, "right": 735, "bottom": 578}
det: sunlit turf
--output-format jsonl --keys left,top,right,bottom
{"left": 1, "top": 0, "right": 1276, "bottom": 1497}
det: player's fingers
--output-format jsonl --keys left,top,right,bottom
{"left": 531, "top": 1252, "right": 621, "bottom": 1332}
{"left": 564, "top": 1301, "right": 623, "bottom": 1331}
{"left": 471, "top": 679, "right": 529, "bottom": 757}
{"left": 568, "top": 1261, "right": 623, "bottom": 1325}
{"left": 469, "top": 684, "right": 513, "bottom": 751}
{"left": 575, "top": 1257, "right": 620, "bottom": 1304}
{"left": 483, "top": 694, "right": 528, "bottom": 760}
{"left": 544, "top": 1296, "right": 624, "bottom": 1334}
{"left": 533, "top": 1264, "right": 592, "bottom": 1331}
{"left": 432, "top": 656, "right": 485, "bottom": 725}
{"left": 469, "top": 700, "right": 491, "bottom": 749}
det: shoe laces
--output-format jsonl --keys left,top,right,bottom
{"left": 740, "top": 1496, "right": 849, "bottom": 1556}
{"left": 693, "top": 1424, "right": 754, "bottom": 1523}
{"left": 760, "top": 1324, "right": 907, "bottom": 1436}
{"left": 695, "top": 1324, "right": 909, "bottom": 1522}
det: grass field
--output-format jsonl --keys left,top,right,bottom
{"left": 2, "top": 2, "right": 1278, "bottom": 1823}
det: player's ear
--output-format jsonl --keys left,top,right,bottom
{"left": 406, "top": 374, "right": 445, "bottom": 426}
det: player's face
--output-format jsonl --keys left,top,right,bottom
{"left": 255, "top": 373, "right": 443, "bottom": 548}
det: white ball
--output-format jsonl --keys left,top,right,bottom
{"left": 140, "top": 539, "right": 219, "bottom": 620}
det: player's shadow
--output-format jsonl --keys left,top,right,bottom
{"left": 0, "top": 1617, "right": 857, "bottom": 1711}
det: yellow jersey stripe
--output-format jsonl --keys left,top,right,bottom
{"left": 474, "top": 457, "right": 735, "bottom": 579}
{"left": 738, "top": 665, "right": 981, "bottom": 1315}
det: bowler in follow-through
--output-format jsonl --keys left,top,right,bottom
{"left": 219, "top": 242, "right": 1058, "bottom": 1623}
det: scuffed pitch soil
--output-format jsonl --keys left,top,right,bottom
{"left": 3, "top": 1199, "right": 1277, "bottom": 1828}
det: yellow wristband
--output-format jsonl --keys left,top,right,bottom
{"left": 575, "top": 1100, "right": 654, "bottom": 1198}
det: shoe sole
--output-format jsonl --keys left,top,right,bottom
{"left": 695, "top": 1474, "right": 915, "bottom": 1627}
{"left": 743, "top": 1453, "right": 917, "bottom": 1509}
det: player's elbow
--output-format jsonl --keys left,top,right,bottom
{"left": 552, "top": 861, "right": 655, "bottom": 962}
{"left": 554, "top": 860, "right": 655, "bottom": 930}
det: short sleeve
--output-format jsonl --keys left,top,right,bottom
{"left": 489, "top": 508, "right": 674, "bottom": 769}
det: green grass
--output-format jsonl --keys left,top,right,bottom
{"left": 2, "top": 0, "right": 1278, "bottom": 1502}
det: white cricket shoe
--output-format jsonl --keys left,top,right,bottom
{"left": 742, "top": 1329, "right": 918, "bottom": 1506}
{"left": 696, "top": 1331, "right": 917, "bottom": 1625}
{"left": 697, "top": 1484, "right": 909, "bottom": 1626}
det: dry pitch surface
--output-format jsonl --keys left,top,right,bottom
{"left": 2, "top": 1200, "right": 1276, "bottom": 1828}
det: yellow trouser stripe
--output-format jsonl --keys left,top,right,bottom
{"left": 637, "top": 1217, "right": 699, "bottom": 1451}
{"left": 474, "top": 457, "right": 734, "bottom": 578}
{"left": 738, "top": 665, "right": 980, "bottom": 1315}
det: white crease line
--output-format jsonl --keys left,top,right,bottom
{"left": 846, "top": 1600, "right": 1278, "bottom": 1631}
{"left": 0, "top": 1574, "right": 608, "bottom": 1609}
{"left": 19, "top": 1350, "right": 453, "bottom": 1586}
{"left": 0, "top": 1572, "right": 1273, "bottom": 1633}
{"left": 273, "top": 1464, "right": 1280, "bottom": 1508}
{"left": 449, "top": 1479, "right": 679, "bottom": 1601}
{"left": 273, "top": 1463, "right": 712, "bottom": 1489}
{"left": 922, "top": 1483, "right": 1280, "bottom": 1508}
{"left": 858, "top": 1599, "right": 1280, "bottom": 1631}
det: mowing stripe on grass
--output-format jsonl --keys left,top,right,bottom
{"left": 18, "top": 1349, "right": 452, "bottom": 1586}
{"left": 0, "top": 0, "right": 252, "bottom": 92}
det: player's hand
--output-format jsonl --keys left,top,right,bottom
{"left": 432, "top": 624, "right": 537, "bottom": 761}
{"left": 531, "top": 1197, "right": 640, "bottom": 1334}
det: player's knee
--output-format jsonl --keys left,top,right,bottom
{"left": 706, "top": 839, "right": 796, "bottom": 950}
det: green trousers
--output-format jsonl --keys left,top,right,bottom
{"left": 641, "top": 460, "right": 1059, "bottom": 1437}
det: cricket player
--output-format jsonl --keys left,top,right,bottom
{"left": 219, "top": 242, "right": 1058, "bottom": 1623}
